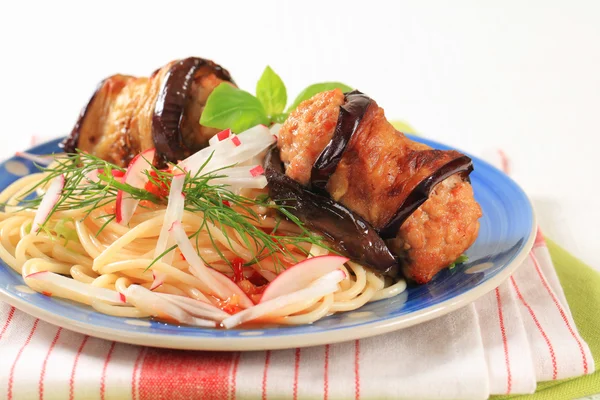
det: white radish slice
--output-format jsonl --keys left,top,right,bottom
{"left": 236, "top": 125, "right": 272, "bottom": 143}
{"left": 125, "top": 285, "right": 215, "bottom": 327}
{"left": 169, "top": 221, "right": 231, "bottom": 300}
{"left": 116, "top": 148, "right": 156, "bottom": 225}
{"left": 85, "top": 168, "right": 126, "bottom": 184}
{"left": 84, "top": 169, "right": 100, "bottom": 184}
{"left": 206, "top": 268, "right": 254, "bottom": 308}
{"left": 25, "top": 270, "right": 126, "bottom": 305}
{"left": 31, "top": 174, "right": 64, "bottom": 233}
{"left": 203, "top": 139, "right": 274, "bottom": 173}
{"left": 221, "top": 269, "right": 345, "bottom": 329}
{"left": 15, "top": 151, "right": 55, "bottom": 166}
{"left": 269, "top": 123, "right": 282, "bottom": 138}
{"left": 151, "top": 174, "right": 186, "bottom": 290}
{"left": 260, "top": 255, "right": 349, "bottom": 303}
{"left": 208, "top": 165, "right": 263, "bottom": 179}
{"left": 307, "top": 243, "right": 330, "bottom": 258}
{"left": 178, "top": 136, "right": 239, "bottom": 174}
{"left": 157, "top": 293, "right": 230, "bottom": 321}
{"left": 179, "top": 125, "right": 275, "bottom": 176}
{"left": 208, "top": 128, "right": 232, "bottom": 146}
{"left": 210, "top": 176, "right": 268, "bottom": 191}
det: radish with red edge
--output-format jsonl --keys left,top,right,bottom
{"left": 208, "top": 128, "right": 232, "bottom": 146}
{"left": 151, "top": 173, "right": 186, "bottom": 290}
{"left": 31, "top": 174, "right": 64, "bottom": 233}
{"left": 270, "top": 123, "right": 282, "bottom": 138}
{"left": 206, "top": 268, "right": 253, "bottom": 308}
{"left": 177, "top": 135, "right": 238, "bottom": 173}
{"left": 221, "top": 269, "right": 345, "bottom": 329}
{"left": 260, "top": 255, "right": 349, "bottom": 303}
{"left": 125, "top": 284, "right": 215, "bottom": 327}
{"left": 209, "top": 176, "right": 268, "bottom": 191}
{"left": 157, "top": 293, "right": 231, "bottom": 321}
{"left": 169, "top": 221, "right": 232, "bottom": 300}
{"left": 179, "top": 125, "right": 275, "bottom": 177}
{"left": 115, "top": 148, "right": 156, "bottom": 225}
{"left": 15, "top": 151, "right": 55, "bottom": 166}
{"left": 25, "top": 270, "right": 126, "bottom": 305}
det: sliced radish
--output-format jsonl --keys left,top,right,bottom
{"left": 179, "top": 125, "right": 275, "bottom": 177}
{"left": 157, "top": 293, "right": 230, "bottom": 321}
{"left": 209, "top": 176, "right": 268, "bottom": 191}
{"left": 15, "top": 151, "right": 55, "bottom": 166}
{"left": 260, "top": 255, "right": 349, "bottom": 303}
{"left": 31, "top": 174, "right": 64, "bottom": 233}
{"left": 206, "top": 268, "right": 254, "bottom": 308}
{"left": 169, "top": 221, "right": 231, "bottom": 300}
{"left": 85, "top": 168, "right": 126, "bottom": 184}
{"left": 208, "top": 128, "right": 232, "bottom": 146}
{"left": 125, "top": 285, "right": 215, "bottom": 327}
{"left": 222, "top": 269, "right": 345, "bottom": 329}
{"left": 25, "top": 270, "right": 125, "bottom": 305}
{"left": 116, "top": 148, "right": 156, "bottom": 225}
{"left": 178, "top": 136, "right": 239, "bottom": 174}
{"left": 270, "top": 123, "right": 282, "bottom": 138}
{"left": 84, "top": 169, "right": 100, "bottom": 184}
{"left": 237, "top": 125, "right": 273, "bottom": 143}
{"left": 151, "top": 174, "right": 186, "bottom": 290}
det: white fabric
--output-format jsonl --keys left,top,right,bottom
{"left": 0, "top": 139, "right": 595, "bottom": 399}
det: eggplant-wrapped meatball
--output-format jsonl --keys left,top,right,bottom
{"left": 278, "top": 89, "right": 482, "bottom": 283}
{"left": 62, "top": 57, "right": 235, "bottom": 166}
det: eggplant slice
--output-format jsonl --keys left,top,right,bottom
{"left": 61, "top": 57, "right": 235, "bottom": 167}
{"left": 277, "top": 89, "right": 482, "bottom": 283}
{"left": 265, "top": 146, "right": 399, "bottom": 276}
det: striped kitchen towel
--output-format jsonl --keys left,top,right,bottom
{"left": 0, "top": 138, "right": 595, "bottom": 399}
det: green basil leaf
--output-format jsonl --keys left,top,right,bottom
{"left": 271, "top": 113, "right": 289, "bottom": 124}
{"left": 256, "top": 66, "right": 287, "bottom": 116}
{"left": 200, "top": 83, "right": 269, "bottom": 133}
{"left": 287, "top": 82, "right": 353, "bottom": 112}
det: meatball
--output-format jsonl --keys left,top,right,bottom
{"left": 63, "top": 58, "right": 235, "bottom": 167}
{"left": 278, "top": 89, "right": 482, "bottom": 283}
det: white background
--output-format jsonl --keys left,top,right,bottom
{"left": 1, "top": 0, "right": 598, "bottom": 270}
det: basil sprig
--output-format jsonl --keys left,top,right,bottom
{"left": 200, "top": 66, "right": 351, "bottom": 133}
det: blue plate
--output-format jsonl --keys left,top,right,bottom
{"left": 0, "top": 136, "right": 535, "bottom": 350}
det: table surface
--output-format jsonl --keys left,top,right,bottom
{"left": 0, "top": 0, "right": 598, "bottom": 272}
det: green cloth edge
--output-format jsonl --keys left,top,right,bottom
{"left": 491, "top": 238, "right": 600, "bottom": 399}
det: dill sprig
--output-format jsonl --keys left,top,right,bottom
{"left": 13, "top": 151, "right": 328, "bottom": 272}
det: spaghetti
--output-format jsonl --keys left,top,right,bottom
{"left": 0, "top": 152, "right": 406, "bottom": 328}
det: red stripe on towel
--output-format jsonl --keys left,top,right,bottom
{"left": 293, "top": 348, "right": 301, "bottom": 400}
{"left": 69, "top": 336, "right": 90, "bottom": 400}
{"left": 0, "top": 306, "right": 16, "bottom": 341}
{"left": 39, "top": 327, "right": 62, "bottom": 400}
{"left": 131, "top": 348, "right": 146, "bottom": 400}
{"left": 261, "top": 351, "right": 271, "bottom": 400}
{"left": 100, "top": 342, "right": 116, "bottom": 400}
{"left": 138, "top": 349, "right": 234, "bottom": 400}
{"left": 354, "top": 340, "right": 361, "bottom": 400}
{"left": 324, "top": 344, "right": 330, "bottom": 400}
{"left": 229, "top": 352, "right": 241, "bottom": 400}
{"left": 530, "top": 252, "right": 588, "bottom": 374}
{"left": 511, "top": 276, "right": 558, "bottom": 379}
{"left": 495, "top": 288, "right": 512, "bottom": 394}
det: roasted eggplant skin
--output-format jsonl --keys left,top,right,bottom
{"left": 61, "top": 57, "right": 235, "bottom": 167}
{"left": 278, "top": 88, "right": 482, "bottom": 283}
{"left": 152, "top": 57, "right": 235, "bottom": 164}
{"left": 265, "top": 145, "right": 399, "bottom": 276}
{"left": 310, "top": 90, "right": 371, "bottom": 191}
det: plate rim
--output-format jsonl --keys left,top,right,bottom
{"left": 0, "top": 137, "right": 537, "bottom": 351}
